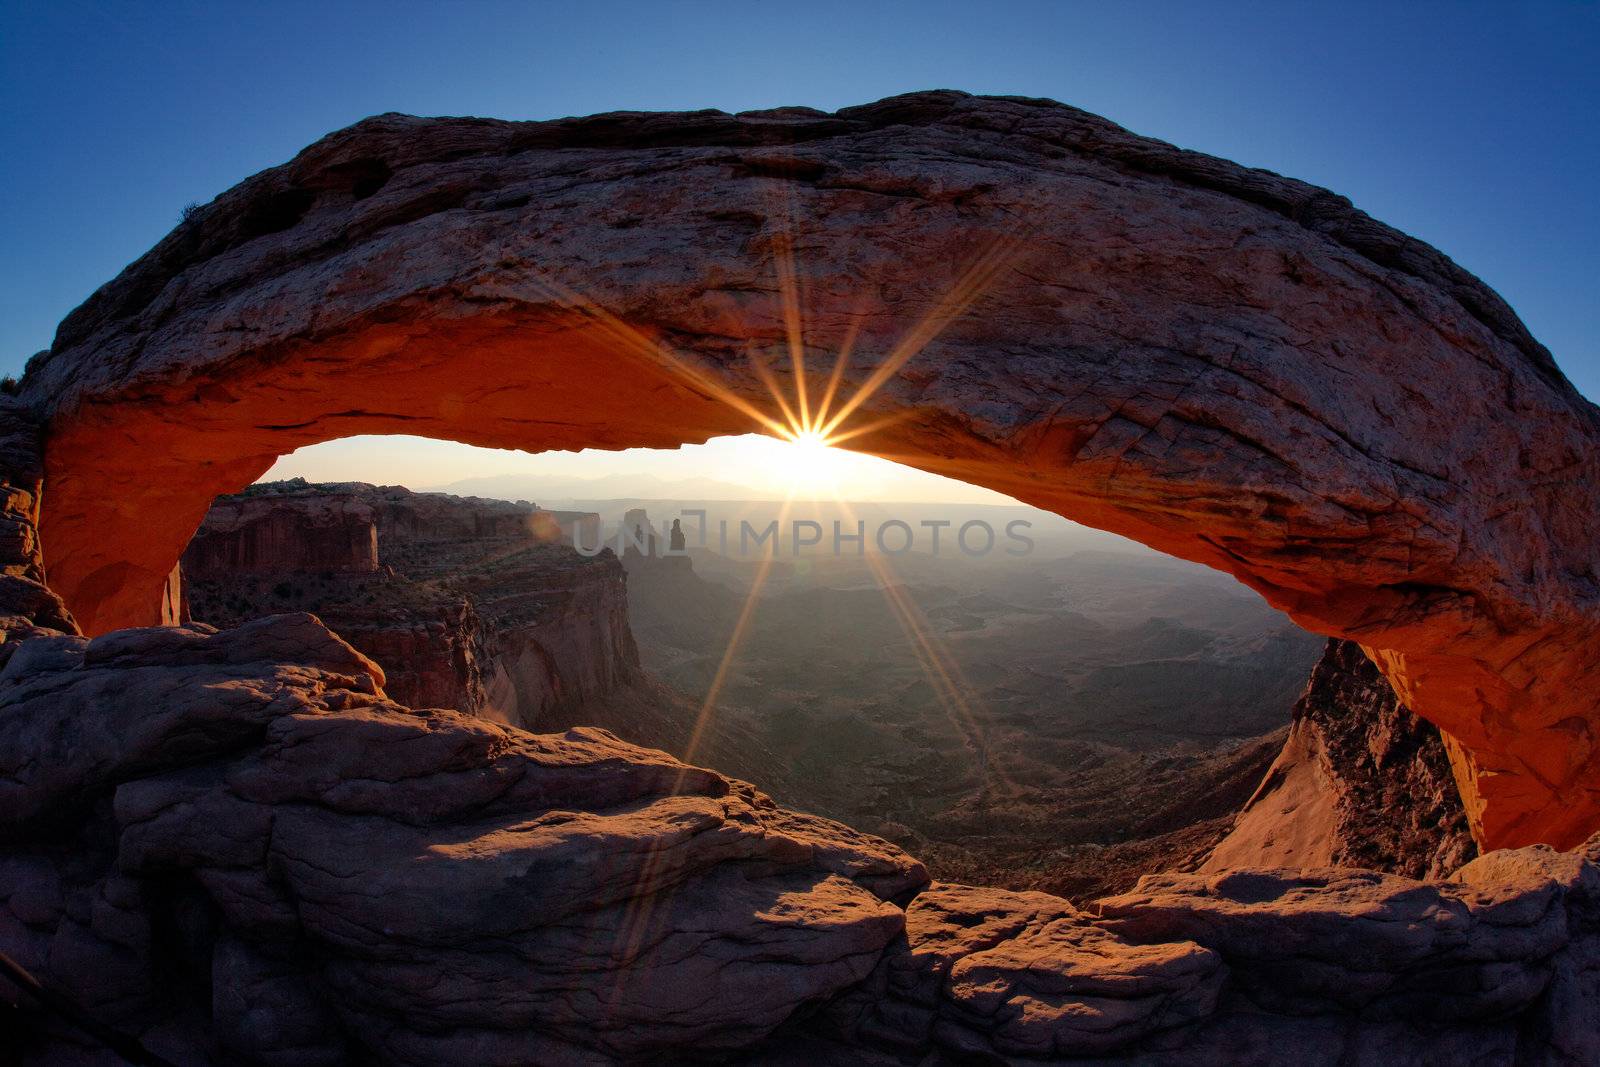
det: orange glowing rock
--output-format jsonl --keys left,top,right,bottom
{"left": 16, "top": 91, "right": 1600, "bottom": 852}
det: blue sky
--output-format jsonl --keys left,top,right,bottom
{"left": 3, "top": 0, "right": 1596, "bottom": 414}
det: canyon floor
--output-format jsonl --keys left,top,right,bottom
{"left": 624, "top": 524, "right": 1324, "bottom": 902}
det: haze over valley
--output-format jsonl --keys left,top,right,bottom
{"left": 202, "top": 436, "right": 1331, "bottom": 900}
{"left": 619, "top": 505, "right": 1324, "bottom": 899}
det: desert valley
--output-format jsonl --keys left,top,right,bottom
{"left": 178, "top": 476, "right": 1480, "bottom": 909}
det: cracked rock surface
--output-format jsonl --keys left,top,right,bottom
{"left": 804, "top": 851, "right": 1600, "bottom": 1065}
{"left": 1204, "top": 637, "right": 1477, "bottom": 878}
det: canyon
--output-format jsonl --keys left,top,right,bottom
{"left": 171, "top": 480, "right": 1480, "bottom": 908}
{"left": 3, "top": 90, "right": 1599, "bottom": 1064}
{"left": 177, "top": 484, "right": 1417, "bottom": 904}
{"left": 623, "top": 511, "right": 1328, "bottom": 896}
{"left": 1, "top": 577, "right": 1593, "bottom": 1064}
{"left": 182, "top": 479, "right": 629, "bottom": 724}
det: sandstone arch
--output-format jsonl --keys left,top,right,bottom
{"left": 19, "top": 92, "right": 1600, "bottom": 851}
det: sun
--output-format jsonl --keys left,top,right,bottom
{"left": 760, "top": 428, "right": 852, "bottom": 494}
{"left": 784, "top": 427, "right": 832, "bottom": 451}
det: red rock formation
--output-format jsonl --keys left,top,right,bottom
{"left": 16, "top": 93, "right": 1600, "bottom": 851}
{"left": 3, "top": 416, "right": 1598, "bottom": 1063}
{"left": 184, "top": 493, "right": 379, "bottom": 577}
{"left": 0, "top": 614, "right": 923, "bottom": 1064}
{"left": 0, "top": 398, "right": 75, "bottom": 650}
{"left": 185, "top": 477, "right": 549, "bottom": 575}
{"left": 809, "top": 851, "right": 1600, "bottom": 1063}
{"left": 1205, "top": 639, "right": 1476, "bottom": 878}
{"left": 184, "top": 481, "right": 636, "bottom": 722}
{"left": 350, "top": 483, "right": 542, "bottom": 543}
{"left": 321, "top": 593, "right": 488, "bottom": 711}
{"left": 465, "top": 547, "right": 640, "bottom": 726}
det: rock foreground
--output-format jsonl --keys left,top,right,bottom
{"left": 17, "top": 91, "right": 1600, "bottom": 851}
{"left": 0, "top": 614, "right": 922, "bottom": 1064}
{"left": 4, "top": 612, "right": 1600, "bottom": 1065}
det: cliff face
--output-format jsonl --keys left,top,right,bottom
{"left": 183, "top": 492, "right": 379, "bottom": 577}
{"left": 1205, "top": 638, "right": 1476, "bottom": 878}
{"left": 184, "top": 486, "right": 1474, "bottom": 889}
{"left": 456, "top": 547, "right": 640, "bottom": 727}
{"left": 183, "top": 481, "right": 637, "bottom": 722}
{"left": 331, "top": 594, "right": 490, "bottom": 712}
{"left": 0, "top": 398, "right": 76, "bottom": 651}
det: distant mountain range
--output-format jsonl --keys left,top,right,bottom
{"left": 419, "top": 471, "right": 1156, "bottom": 563}
{"left": 424, "top": 472, "right": 773, "bottom": 503}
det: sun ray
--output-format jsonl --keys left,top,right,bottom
{"left": 868, "top": 563, "right": 1013, "bottom": 796}
{"left": 535, "top": 203, "right": 1037, "bottom": 1017}
{"left": 680, "top": 495, "right": 794, "bottom": 765}
{"left": 824, "top": 491, "right": 1014, "bottom": 797}
{"left": 601, "top": 494, "right": 796, "bottom": 1004}
{"left": 522, "top": 271, "right": 793, "bottom": 439}
{"left": 773, "top": 231, "right": 811, "bottom": 433}
{"left": 762, "top": 173, "right": 813, "bottom": 434}
{"left": 818, "top": 410, "right": 914, "bottom": 448}
{"left": 810, "top": 306, "right": 865, "bottom": 438}
{"left": 745, "top": 345, "right": 802, "bottom": 435}
{"left": 818, "top": 226, "right": 1033, "bottom": 440}
{"left": 525, "top": 215, "right": 1030, "bottom": 463}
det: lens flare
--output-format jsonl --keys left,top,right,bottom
{"left": 569, "top": 197, "right": 1035, "bottom": 1005}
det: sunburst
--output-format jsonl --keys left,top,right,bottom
{"left": 555, "top": 194, "right": 1033, "bottom": 1001}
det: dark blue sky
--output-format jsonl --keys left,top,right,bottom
{"left": 3, "top": 1, "right": 1596, "bottom": 398}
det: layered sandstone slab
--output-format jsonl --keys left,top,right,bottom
{"left": 808, "top": 854, "right": 1600, "bottom": 1064}
{"left": 17, "top": 91, "right": 1600, "bottom": 848}
{"left": 181, "top": 479, "right": 566, "bottom": 580}
{"left": 184, "top": 480, "right": 635, "bottom": 722}
{"left": 0, "top": 613, "right": 925, "bottom": 1065}
{"left": 183, "top": 492, "right": 380, "bottom": 577}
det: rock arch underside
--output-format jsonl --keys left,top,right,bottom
{"left": 7, "top": 91, "right": 1600, "bottom": 1064}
